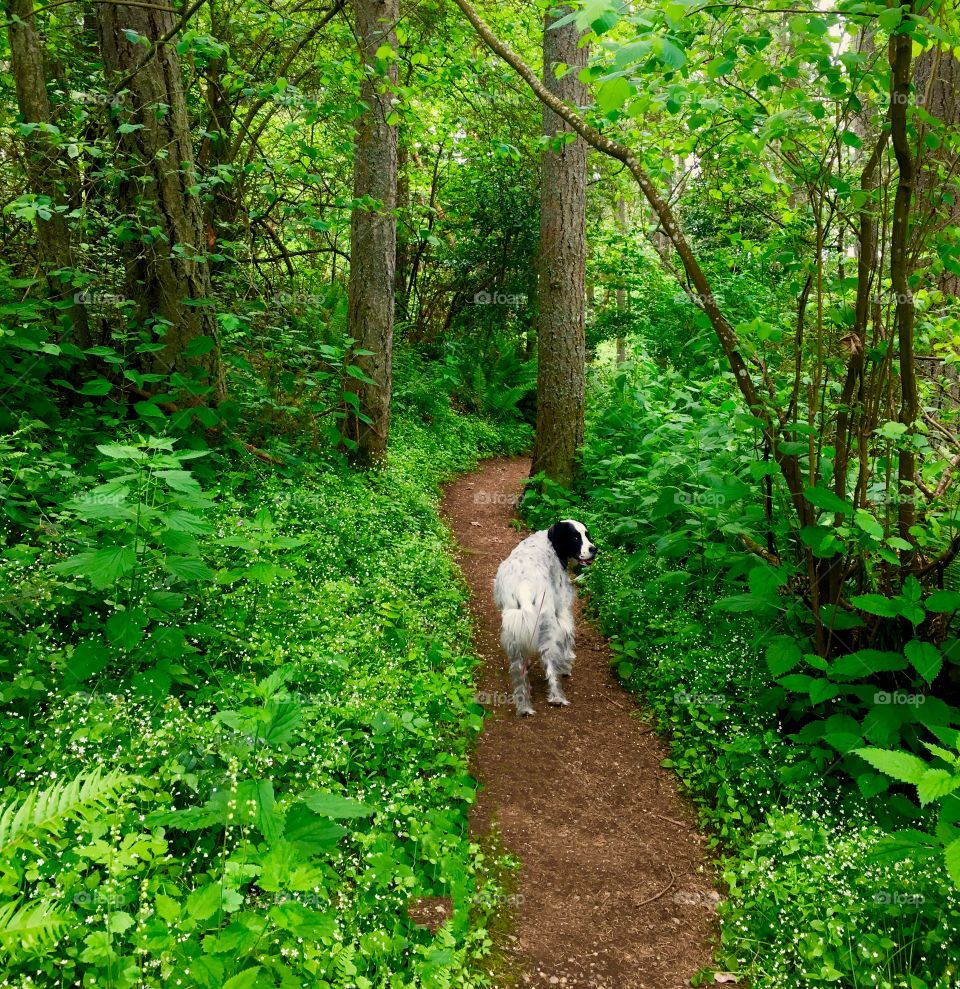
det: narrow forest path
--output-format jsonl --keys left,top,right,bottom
{"left": 441, "top": 457, "right": 717, "bottom": 989}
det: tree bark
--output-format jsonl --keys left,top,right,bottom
{"left": 345, "top": 0, "right": 399, "bottom": 465}
{"left": 97, "top": 1, "right": 225, "bottom": 402}
{"left": 914, "top": 45, "right": 960, "bottom": 296}
{"left": 6, "top": 0, "right": 90, "bottom": 348}
{"left": 616, "top": 194, "right": 627, "bottom": 364}
{"left": 889, "top": 9, "right": 918, "bottom": 558}
{"left": 530, "top": 6, "right": 588, "bottom": 487}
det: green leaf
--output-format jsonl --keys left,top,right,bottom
{"left": 653, "top": 36, "right": 685, "bottom": 70}
{"left": 777, "top": 673, "right": 816, "bottom": 692}
{"left": 766, "top": 636, "right": 802, "bottom": 676}
{"left": 65, "top": 638, "right": 110, "bottom": 684}
{"left": 222, "top": 968, "right": 262, "bottom": 989}
{"left": 854, "top": 509, "right": 884, "bottom": 540}
{"left": 853, "top": 748, "right": 927, "bottom": 784}
{"left": 829, "top": 649, "right": 907, "bottom": 678}
{"left": 186, "top": 883, "right": 223, "bottom": 921}
{"left": 849, "top": 594, "right": 900, "bottom": 618}
{"left": 78, "top": 377, "right": 114, "bottom": 396}
{"left": 803, "top": 486, "right": 853, "bottom": 515}
{"left": 105, "top": 609, "right": 148, "bottom": 649}
{"left": 154, "top": 894, "right": 180, "bottom": 922}
{"left": 809, "top": 679, "right": 840, "bottom": 704}
{"left": 945, "top": 836, "right": 960, "bottom": 889}
{"left": 916, "top": 769, "right": 960, "bottom": 806}
{"left": 596, "top": 76, "right": 632, "bottom": 114}
{"left": 96, "top": 443, "right": 147, "bottom": 461}
{"left": 261, "top": 700, "right": 302, "bottom": 746}
{"left": 107, "top": 911, "right": 133, "bottom": 933}
{"left": 905, "top": 640, "right": 942, "bottom": 683}
{"left": 878, "top": 6, "right": 903, "bottom": 32}
{"left": 184, "top": 335, "right": 216, "bottom": 356}
{"left": 165, "top": 556, "right": 214, "bottom": 582}
{"left": 705, "top": 55, "right": 736, "bottom": 78}
{"left": 926, "top": 590, "right": 960, "bottom": 612}
{"left": 300, "top": 791, "right": 374, "bottom": 819}
{"left": 283, "top": 805, "right": 347, "bottom": 851}
{"left": 52, "top": 547, "right": 136, "bottom": 589}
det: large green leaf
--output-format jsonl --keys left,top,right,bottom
{"left": 52, "top": 546, "right": 136, "bottom": 589}
{"left": 853, "top": 748, "right": 927, "bottom": 785}
{"left": 300, "top": 791, "right": 374, "bottom": 819}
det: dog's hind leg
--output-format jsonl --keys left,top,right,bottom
{"left": 508, "top": 650, "right": 535, "bottom": 716}
{"left": 540, "top": 635, "right": 571, "bottom": 707}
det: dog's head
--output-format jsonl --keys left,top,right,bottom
{"left": 547, "top": 520, "right": 597, "bottom": 568}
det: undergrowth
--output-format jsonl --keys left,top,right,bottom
{"left": 521, "top": 347, "right": 960, "bottom": 989}
{"left": 0, "top": 396, "right": 530, "bottom": 988}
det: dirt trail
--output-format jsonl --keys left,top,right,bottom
{"left": 441, "top": 457, "right": 716, "bottom": 989}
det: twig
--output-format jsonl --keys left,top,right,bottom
{"left": 634, "top": 864, "right": 675, "bottom": 907}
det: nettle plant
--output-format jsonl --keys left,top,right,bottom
{"left": 854, "top": 729, "right": 960, "bottom": 888}
{"left": 52, "top": 437, "right": 215, "bottom": 697}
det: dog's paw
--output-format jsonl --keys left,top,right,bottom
{"left": 547, "top": 694, "right": 570, "bottom": 707}
{"left": 517, "top": 706, "right": 535, "bottom": 717}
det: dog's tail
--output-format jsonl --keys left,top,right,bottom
{"left": 500, "top": 580, "right": 540, "bottom": 659}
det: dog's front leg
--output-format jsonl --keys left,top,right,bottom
{"left": 554, "top": 606, "right": 576, "bottom": 677}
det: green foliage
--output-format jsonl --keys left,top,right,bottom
{"left": 521, "top": 345, "right": 960, "bottom": 987}
{"left": 0, "top": 400, "right": 527, "bottom": 987}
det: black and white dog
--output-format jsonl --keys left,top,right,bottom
{"left": 493, "top": 520, "right": 596, "bottom": 716}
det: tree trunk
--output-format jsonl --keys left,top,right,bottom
{"left": 889, "top": 8, "right": 917, "bottom": 559}
{"left": 345, "top": 0, "right": 398, "bottom": 465}
{"left": 616, "top": 194, "right": 627, "bottom": 363}
{"left": 914, "top": 45, "right": 960, "bottom": 296}
{"left": 530, "top": 6, "right": 588, "bottom": 487}
{"left": 7, "top": 0, "right": 90, "bottom": 348}
{"left": 97, "top": 2, "right": 225, "bottom": 402}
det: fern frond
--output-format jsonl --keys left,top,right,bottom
{"left": 0, "top": 767, "right": 128, "bottom": 857}
{"left": 0, "top": 897, "right": 68, "bottom": 954}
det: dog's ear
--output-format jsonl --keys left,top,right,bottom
{"left": 547, "top": 522, "right": 578, "bottom": 564}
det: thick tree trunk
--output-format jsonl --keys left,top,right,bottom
{"left": 7, "top": 0, "right": 90, "bottom": 348}
{"left": 914, "top": 46, "right": 960, "bottom": 296}
{"left": 345, "top": 0, "right": 398, "bottom": 465}
{"left": 530, "top": 6, "right": 588, "bottom": 487}
{"left": 97, "top": 3, "right": 225, "bottom": 402}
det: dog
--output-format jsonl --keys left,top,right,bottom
{"left": 493, "top": 520, "right": 596, "bottom": 716}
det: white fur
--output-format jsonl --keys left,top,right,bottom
{"left": 493, "top": 523, "right": 593, "bottom": 715}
